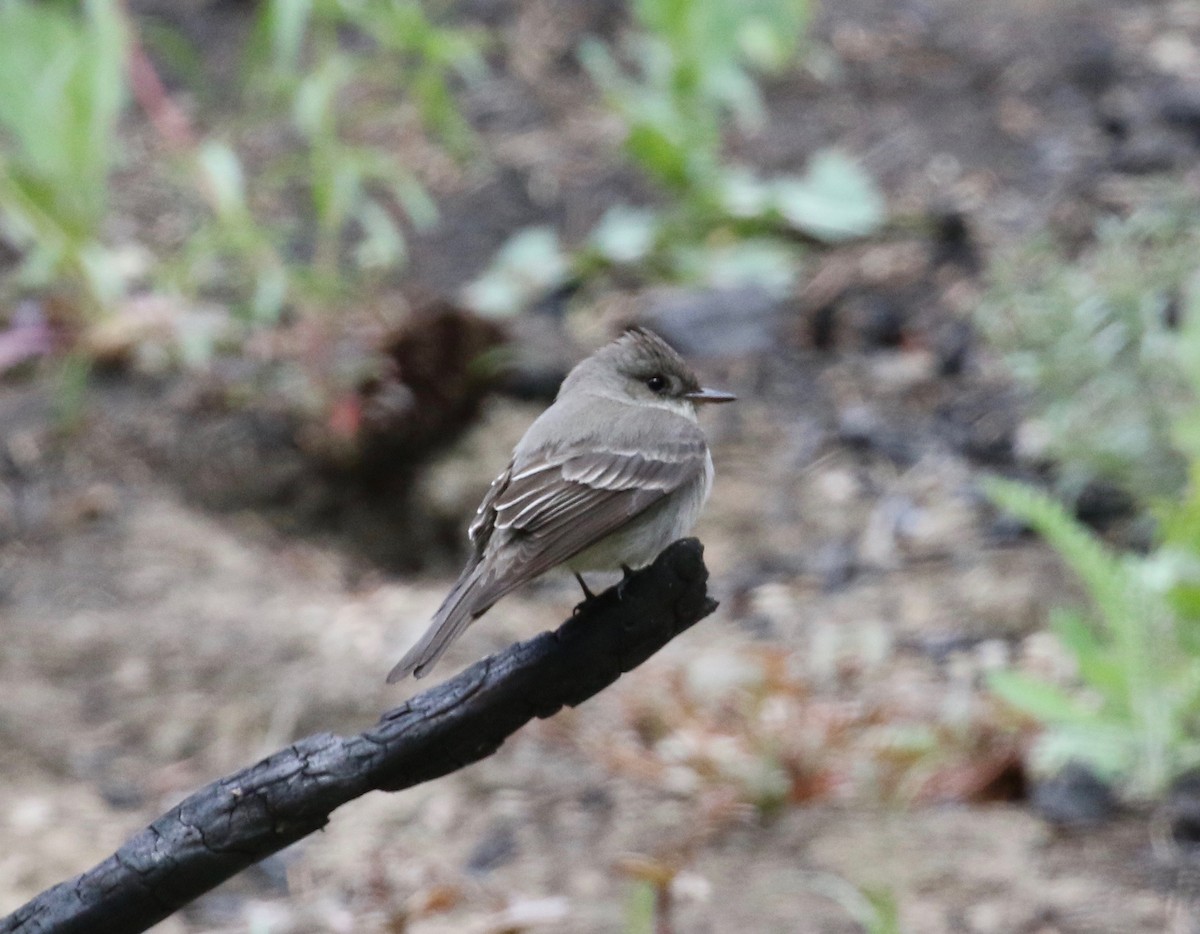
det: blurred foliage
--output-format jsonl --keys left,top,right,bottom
{"left": 979, "top": 190, "right": 1200, "bottom": 800}
{"left": 250, "top": 0, "right": 482, "bottom": 156}
{"left": 0, "top": 0, "right": 483, "bottom": 334}
{"left": 979, "top": 194, "right": 1200, "bottom": 503}
{"left": 579, "top": 0, "right": 811, "bottom": 199}
{"left": 183, "top": 139, "right": 291, "bottom": 324}
{"left": 175, "top": 0, "right": 485, "bottom": 322}
{"left": 807, "top": 875, "right": 901, "bottom": 934}
{"left": 0, "top": 0, "right": 128, "bottom": 314}
{"left": 623, "top": 879, "right": 657, "bottom": 934}
{"left": 468, "top": 0, "right": 884, "bottom": 316}
{"left": 0, "top": 0, "right": 882, "bottom": 341}
{"left": 463, "top": 226, "right": 570, "bottom": 318}
{"left": 987, "top": 475, "right": 1200, "bottom": 799}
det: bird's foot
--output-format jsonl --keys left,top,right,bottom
{"left": 573, "top": 572, "right": 596, "bottom": 614}
{"left": 616, "top": 564, "right": 635, "bottom": 600}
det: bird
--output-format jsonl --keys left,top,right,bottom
{"left": 387, "top": 326, "right": 735, "bottom": 681}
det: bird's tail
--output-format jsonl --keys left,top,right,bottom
{"left": 386, "top": 562, "right": 493, "bottom": 682}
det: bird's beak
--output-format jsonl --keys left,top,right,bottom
{"left": 685, "top": 387, "right": 737, "bottom": 404}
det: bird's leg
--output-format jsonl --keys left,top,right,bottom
{"left": 574, "top": 572, "right": 596, "bottom": 600}
{"left": 616, "top": 564, "right": 636, "bottom": 600}
{"left": 573, "top": 572, "right": 596, "bottom": 614}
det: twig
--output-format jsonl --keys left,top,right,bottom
{"left": 1, "top": 539, "right": 716, "bottom": 934}
{"left": 120, "top": 0, "right": 197, "bottom": 152}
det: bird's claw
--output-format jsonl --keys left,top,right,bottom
{"left": 573, "top": 567, "right": 637, "bottom": 611}
{"left": 573, "top": 572, "right": 595, "bottom": 614}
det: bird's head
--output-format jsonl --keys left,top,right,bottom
{"left": 560, "top": 327, "right": 736, "bottom": 416}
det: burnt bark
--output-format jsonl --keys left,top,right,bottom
{"left": 1, "top": 538, "right": 716, "bottom": 934}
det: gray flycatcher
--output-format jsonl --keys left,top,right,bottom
{"left": 387, "top": 327, "right": 735, "bottom": 682}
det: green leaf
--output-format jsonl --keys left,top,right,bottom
{"left": 624, "top": 880, "right": 657, "bottom": 934}
{"left": 590, "top": 205, "right": 661, "bottom": 264}
{"left": 293, "top": 55, "right": 349, "bottom": 137}
{"left": 262, "top": 0, "right": 313, "bottom": 74}
{"left": 625, "top": 123, "right": 692, "bottom": 191}
{"left": 717, "top": 166, "right": 771, "bottom": 219}
{"left": 988, "top": 670, "right": 1097, "bottom": 725}
{"left": 699, "top": 238, "right": 799, "bottom": 293}
{"left": 354, "top": 198, "right": 406, "bottom": 271}
{"left": 0, "top": 0, "right": 127, "bottom": 308}
{"left": 195, "top": 142, "right": 249, "bottom": 221}
{"left": 773, "top": 150, "right": 885, "bottom": 242}
{"left": 1050, "top": 608, "right": 1129, "bottom": 708}
{"left": 983, "top": 477, "right": 1144, "bottom": 635}
{"left": 703, "top": 60, "right": 765, "bottom": 131}
{"left": 496, "top": 227, "right": 568, "bottom": 283}
{"left": 462, "top": 226, "right": 570, "bottom": 318}
{"left": 251, "top": 262, "right": 288, "bottom": 323}
{"left": 738, "top": 12, "right": 804, "bottom": 72}
{"left": 1032, "top": 724, "right": 1137, "bottom": 780}
{"left": 802, "top": 874, "right": 900, "bottom": 934}
{"left": 577, "top": 37, "right": 622, "bottom": 92}
{"left": 78, "top": 243, "right": 126, "bottom": 309}
{"left": 390, "top": 175, "right": 439, "bottom": 230}
{"left": 462, "top": 275, "right": 521, "bottom": 320}
{"left": 1050, "top": 607, "right": 1103, "bottom": 659}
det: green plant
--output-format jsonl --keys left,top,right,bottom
{"left": 583, "top": 0, "right": 882, "bottom": 246}
{"left": 468, "top": 0, "right": 884, "bottom": 315}
{"left": 251, "top": 0, "right": 482, "bottom": 156}
{"left": 257, "top": 0, "right": 473, "bottom": 276}
{"left": 0, "top": 0, "right": 128, "bottom": 314}
{"left": 979, "top": 194, "right": 1200, "bottom": 503}
{"left": 175, "top": 0, "right": 483, "bottom": 320}
{"left": 462, "top": 226, "right": 571, "bottom": 318}
{"left": 806, "top": 874, "right": 901, "bottom": 934}
{"left": 986, "top": 476, "right": 1200, "bottom": 799}
{"left": 580, "top": 0, "right": 810, "bottom": 200}
{"left": 180, "top": 140, "right": 291, "bottom": 323}
{"left": 623, "top": 879, "right": 657, "bottom": 934}
{"left": 982, "top": 227, "right": 1200, "bottom": 800}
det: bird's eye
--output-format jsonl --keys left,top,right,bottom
{"left": 645, "top": 375, "right": 668, "bottom": 393}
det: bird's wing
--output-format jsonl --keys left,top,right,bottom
{"left": 469, "top": 430, "right": 709, "bottom": 601}
{"left": 466, "top": 463, "right": 511, "bottom": 552}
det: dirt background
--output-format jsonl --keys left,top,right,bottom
{"left": 6, "top": 0, "right": 1200, "bottom": 931}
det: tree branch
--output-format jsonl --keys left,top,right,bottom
{"left": 1, "top": 539, "right": 716, "bottom": 934}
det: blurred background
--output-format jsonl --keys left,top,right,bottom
{"left": 3, "top": 0, "right": 1200, "bottom": 931}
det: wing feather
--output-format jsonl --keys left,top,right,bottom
{"left": 461, "top": 427, "right": 708, "bottom": 610}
